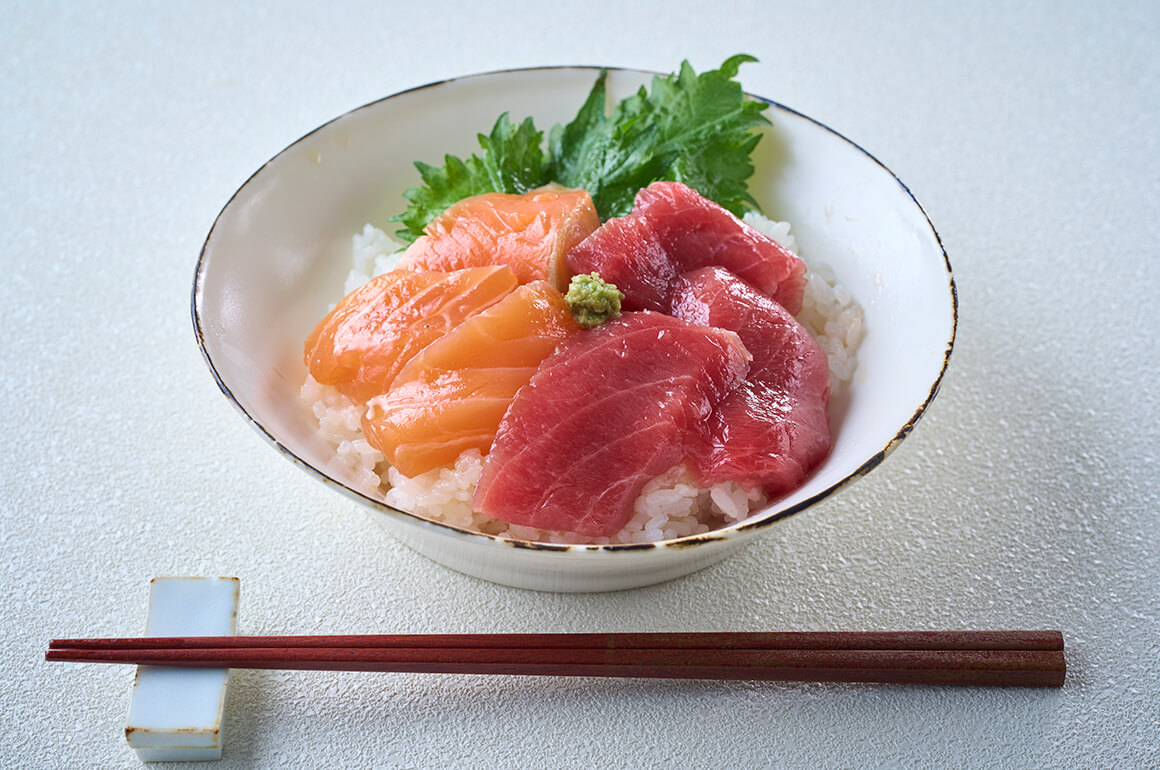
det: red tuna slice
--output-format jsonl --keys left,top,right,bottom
{"left": 564, "top": 211, "right": 675, "bottom": 312}
{"left": 669, "top": 267, "right": 831, "bottom": 498}
{"left": 473, "top": 311, "right": 751, "bottom": 537}
{"left": 566, "top": 181, "right": 807, "bottom": 314}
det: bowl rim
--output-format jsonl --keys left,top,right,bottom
{"left": 192, "top": 64, "right": 958, "bottom": 555}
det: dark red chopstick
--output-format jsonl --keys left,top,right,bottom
{"left": 48, "top": 630, "right": 1063, "bottom": 651}
{"left": 46, "top": 631, "right": 1065, "bottom": 687}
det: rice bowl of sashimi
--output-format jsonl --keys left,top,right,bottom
{"left": 193, "top": 60, "right": 956, "bottom": 592}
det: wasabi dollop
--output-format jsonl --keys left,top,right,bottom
{"left": 565, "top": 272, "right": 625, "bottom": 328}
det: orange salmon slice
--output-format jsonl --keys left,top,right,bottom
{"left": 363, "top": 281, "right": 580, "bottom": 477}
{"left": 397, "top": 186, "right": 600, "bottom": 291}
{"left": 304, "top": 266, "right": 519, "bottom": 404}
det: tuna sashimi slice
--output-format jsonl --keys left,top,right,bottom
{"left": 398, "top": 186, "right": 601, "bottom": 291}
{"left": 669, "top": 267, "right": 831, "bottom": 498}
{"left": 303, "top": 265, "right": 518, "bottom": 404}
{"left": 567, "top": 181, "right": 807, "bottom": 314}
{"left": 473, "top": 312, "right": 751, "bottom": 537}
{"left": 362, "top": 282, "right": 580, "bottom": 478}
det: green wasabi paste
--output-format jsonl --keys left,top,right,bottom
{"left": 565, "top": 273, "right": 625, "bottom": 328}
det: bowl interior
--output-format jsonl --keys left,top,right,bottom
{"left": 194, "top": 67, "right": 955, "bottom": 543}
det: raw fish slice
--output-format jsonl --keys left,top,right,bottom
{"left": 474, "top": 312, "right": 751, "bottom": 537}
{"left": 669, "top": 267, "right": 831, "bottom": 497}
{"left": 398, "top": 186, "right": 601, "bottom": 291}
{"left": 304, "top": 266, "right": 518, "bottom": 404}
{"left": 634, "top": 182, "right": 807, "bottom": 314}
{"left": 362, "top": 282, "right": 580, "bottom": 477}
{"left": 567, "top": 181, "right": 807, "bottom": 314}
{"left": 565, "top": 213, "right": 675, "bottom": 311}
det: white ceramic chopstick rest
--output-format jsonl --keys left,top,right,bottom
{"left": 125, "top": 577, "right": 239, "bottom": 762}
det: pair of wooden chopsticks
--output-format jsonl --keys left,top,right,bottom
{"left": 47, "top": 630, "right": 1065, "bottom": 687}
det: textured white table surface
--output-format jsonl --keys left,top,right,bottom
{"left": 4, "top": 2, "right": 1157, "bottom": 767}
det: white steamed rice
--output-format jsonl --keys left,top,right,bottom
{"left": 302, "top": 214, "right": 864, "bottom": 544}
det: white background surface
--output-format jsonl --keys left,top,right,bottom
{"left": 3, "top": 1, "right": 1157, "bottom": 767}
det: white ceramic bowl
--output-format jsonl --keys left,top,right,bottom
{"left": 193, "top": 67, "right": 956, "bottom": 592}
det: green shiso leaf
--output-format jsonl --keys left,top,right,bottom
{"left": 391, "top": 114, "right": 545, "bottom": 242}
{"left": 643, "top": 53, "right": 771, "bottom": 215}
{"left": 546, "top": 70, "right": 667, "bottom": 220}
{"left": 477, "top": 114, "right": 546, "bottom": 195}
{"left": 390, "top": 56, "right": 769, "bottom": 240}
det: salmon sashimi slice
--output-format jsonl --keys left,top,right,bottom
{"left": 303, "top": 265, "right": 519, "bottom": 404}
{"left": 362, "top": 282, "right": 580, "bottom": 478}
{"left": 397, "top": 186, "right": 601, "bottom": 291}
{"left": 473, "top": 312, "right": 751, "bottom": 537}
{"left": 567, "top": 181, "right": 807, "bottom": 314}
{"left": 669, "top": 267, "right": 831, "bottom": 497}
